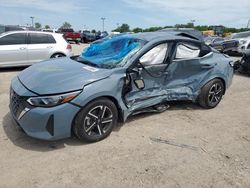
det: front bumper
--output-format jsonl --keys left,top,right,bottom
{"left": 9, "top": 78, "right": 80, "bottom": 141}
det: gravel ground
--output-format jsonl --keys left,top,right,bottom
{"left": 0, "top": 44, "right": 249, "bottom": 188}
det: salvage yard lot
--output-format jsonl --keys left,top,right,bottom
{"left": 0, "top": 44, "right": 250, "bottom": 187}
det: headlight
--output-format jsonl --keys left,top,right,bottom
{"left": 27, "top": 90, "right": 81, "bottom": 107}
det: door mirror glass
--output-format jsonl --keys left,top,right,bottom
{"left": 134, "top": 79, "right": 145, "bottom": 90}
{"left": 139, "top": 43, "right": 168, "bottom": 66}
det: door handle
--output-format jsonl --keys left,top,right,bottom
{"left": 19, "top": 47, "right": 26, "bottom": 50}
{"left": 47, "top": 46, "right": 53, "bottom": 49}
{"left": 202, "top": 63, "right": 217, "bottom": 69}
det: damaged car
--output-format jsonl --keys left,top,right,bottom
{"left": 9, "top": 31, "right": 234, "bottom": 142}
{"left": 234, "top": 49, "right": 250, "bottom": 75}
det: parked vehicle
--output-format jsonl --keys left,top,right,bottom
{"left": 95, "top": 31, "right": 108, "bottom": 40}
{"left": 204, "top": 36, "right": 239, "bottom": 54}
{"left": 58, "top": 28, "right": 81, "bottom": 44}
{"left": 0, "top": 31, "right": 73, "bottom": 67}
{"left": 42, "top": 29, "right": 57, "bottom": 33}
{"left": 230, "top": 31, "right": 250, "bottom": 53}
{"left": 80, "top": 30, "right": 96, "bottom": 43}
{"left": 237, "top": 37, "right": 250, "bottom": 53}
{"left": 10, "top": 32, "right": 234, "bottom": 142}
{"left": 234, "top": 49, "right": 250, "bottom": 75}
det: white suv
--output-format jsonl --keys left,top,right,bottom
{"left": 0, "top": 31, "right": 73, "bottom": 67}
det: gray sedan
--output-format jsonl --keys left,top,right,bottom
{"left": 9, "top": 31, "right": 234, "bottom": 142}
{"left": 0, "top": 31, "right": 73, "bottom": 67}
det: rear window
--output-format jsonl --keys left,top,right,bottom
{"left": 28, "top": 33, "right": 56, "bottom": 44}
{"left": 0, "top": 33, "right": 26, "bottom": 45}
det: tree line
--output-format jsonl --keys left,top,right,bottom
{"left": 34, "top": 21, "right": 250, "bottom": 34}
{"left": 113, "top": 23, "right": 250, "bottom": 34}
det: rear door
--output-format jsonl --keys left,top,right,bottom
{"left": 0, "top": 33, "right": 28, "bottom": 66}
{"left": 165, "top": 41, "right": 214, "bottom": 100}
{"left": 27, "top": 33, "right": 56, "bottom": 63}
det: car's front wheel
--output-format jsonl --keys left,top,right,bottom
{"left": 73, "top": 98, "right": 118, "bottom": 142}
{"left": 198, "top": 79, "right": 225, "bottom": 109}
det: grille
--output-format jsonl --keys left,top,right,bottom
{"left": 10, "top": 88, "right": 28, "bottom": 119}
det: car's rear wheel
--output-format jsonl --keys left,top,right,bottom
{"left": 73, "top": 98, "right": 118, "bottom": 142}
{"left": 198, "top": 79, "right": 225, "bottom": 109}
{"left": 51, "top": 53, "right": 66, "bottom": 58}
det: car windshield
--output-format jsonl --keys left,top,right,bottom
{"left": 79, "top": 37, "right": 146, "bottom": 69}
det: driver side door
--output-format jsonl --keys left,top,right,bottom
{"left": 124, "top": 42, "right": 171, "bottom": 111}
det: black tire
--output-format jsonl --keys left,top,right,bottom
{"left": 73, "top": 98, "right": 118, "bottom": 142}
{"left": 198, "top": 79, "right": 225, "bottom": 109}
{"left": 50, "top": 53, "right": 66, "bottom": 58}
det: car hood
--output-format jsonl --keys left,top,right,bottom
{"left": 18, "top": 57, "right": 113, "bottom": 95}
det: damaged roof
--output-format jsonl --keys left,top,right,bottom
{"left": 124, "top": 31, "right": 203, "bottom": 43}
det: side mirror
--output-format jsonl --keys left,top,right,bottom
{"left": 134, "top": 79, "right": 145, "bottom": 90}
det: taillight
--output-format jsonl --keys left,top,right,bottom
{"left": 66, "top": 44, "right": 72, "bottom": 50}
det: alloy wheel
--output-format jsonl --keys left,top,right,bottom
{"left": 83, "top": 105, "right": 113, "bottom": 136}
{"left": 208, "top": 83, "right": 223, "bottom": 106}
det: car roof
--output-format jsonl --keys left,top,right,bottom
{"left": 0, "top": 30, "right": 62, "bottom": 36}
{"left": 122, "top": 31, "right": 202, "bottom": 43}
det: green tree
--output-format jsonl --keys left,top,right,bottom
{"left": 44, "top": 25, "right": 50, "bottom": 29}
{"left": 132, "top": 27, "right": 143, "bottom": 33}
{"left": 61, "top": 22, "right": 71, "bottom": 28}
{"left": 91, "top": 29, "right": 96, "bottom": 33}
{"left": 35, "top": 22, "right": 41, "bottom": 29}
{"left": 113, "top": 23, "right": 130, "bottom": 33}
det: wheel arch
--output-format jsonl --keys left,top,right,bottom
{"left": 50, "top": 52, "right": 66, "bottom": 58}
{"left": 71, "top": 95, "right": 124, "bottom": 136}
{"left": 201, "top": 76, "right": 226, "bottom": 95}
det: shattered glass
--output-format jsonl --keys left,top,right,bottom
{"left": 80, "top": 37, "right": 145, "bottom": 69}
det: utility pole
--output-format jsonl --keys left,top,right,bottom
{"left": 190, "top": 19, "right": 196, "bottom": 27}
{"left": 101, "top": 17, "right": 106, "bottom": 32}
{"left": 30, "top": 16, "right": 34, "bottom": 28}
{"left": 247, "top": 19, "right": 250, "bottom": 28}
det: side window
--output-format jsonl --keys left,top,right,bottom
{"left": 0, "top": 33, "right": 26, "bottom": 45}
{"left": 175, "top": 43, "right": 200, "bottom": 59}
{"left": 139, "top": 43, "right": 168, "bottom": 66}
{"left": 29, "top": 33, "right": 56, "bottom": 44}
{"left": 47, "top": 35, "right": 56, "bottom": 43}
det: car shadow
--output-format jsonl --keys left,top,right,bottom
{"left": 0, "top": 66, "right": 27, "bottom": 72}
{"left": 3, "top": 101, "right": 201, "bottom": 151}
{"left": 234, "top": 71, "right": 250, "bottom": 77}
{"left": 115, "top": 101, "right": 202, "bottom": 127}
{"left": 2, "top": 112, "right": 85, "bottom": 152}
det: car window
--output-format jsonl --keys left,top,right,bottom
{"left": 47, "top": 34, "right": 56, "bottom": 43}
{"left": 29, "top": 33, "right": 56, "bottom": 44}
{"left": 214, "top": 38, "right": 223, "bottom": 42}
{"left": 0, "top": 33, "right": 26, "bottom": 45}
{"left": 139, "top": 43, "right": 168, "bottom": 66}
{"left": 175, "top": 43, "right": 200, "bottom": 59}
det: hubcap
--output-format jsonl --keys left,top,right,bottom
{"left": 83, "top": 105, "right": 113, "bottom": 136}
{"left": 208, "top": 83, "right": 223, "bottom": 105}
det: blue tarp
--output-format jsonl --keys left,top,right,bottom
{"left": 80, "top": 37, "right": 141, "bottom": 68}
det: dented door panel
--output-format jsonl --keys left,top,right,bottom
{"left": 124, "top": 52, "right": 219, "bottom": 112}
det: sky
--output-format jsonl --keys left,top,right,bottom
{"left": 0, "top": 0, "right": 250, "bottom": 31}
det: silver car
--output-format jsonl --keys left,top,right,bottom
{"left": 0, "top": 31, "right": 73, "bottom": 67}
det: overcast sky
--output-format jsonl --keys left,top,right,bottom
{"left": 0, "top": 0, "right": 249, "bottom": 31}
